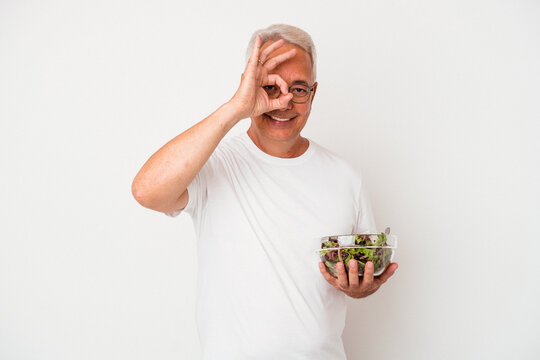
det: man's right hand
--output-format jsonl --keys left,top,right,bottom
{"left": 229, "top": 35, "right": 297, "bottom": 120}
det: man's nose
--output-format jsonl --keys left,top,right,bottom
{"left": 284, "top": 96, "right": 294, "bottom": 110}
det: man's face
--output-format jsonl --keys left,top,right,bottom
{"left": 250, "top": 41, "right": 318, "bottom": 144}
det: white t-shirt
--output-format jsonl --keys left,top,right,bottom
{"left": 167, "top": 131, "right": 377, "bottom": 360}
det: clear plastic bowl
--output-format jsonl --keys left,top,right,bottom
{"left": 316, "top": 233, "right": 398, "bottom": 277}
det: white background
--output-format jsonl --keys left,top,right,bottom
{"left": 1, "top": 1, "right": 539, "bottom": 359}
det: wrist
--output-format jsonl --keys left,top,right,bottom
{"left": 213, "top": 101, "right": 246, "bottom": 131}
{"left": 224, "top": 99, "right": 250, "bottom": 122}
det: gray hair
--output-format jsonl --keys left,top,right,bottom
{"left": 245, "top": 24, "right": 317, "bottom": 81}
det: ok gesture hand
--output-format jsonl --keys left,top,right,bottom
{"left": 230, "top": 35, "right": 297, "bottom": 120}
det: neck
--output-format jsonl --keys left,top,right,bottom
{"left": 246, "top": 127, "right": 309, "bottom": 158}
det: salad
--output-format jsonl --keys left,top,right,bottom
{"left": 319, "top": 232, "right": 394, "bottom": 277}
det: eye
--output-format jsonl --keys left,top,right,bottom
{"left": 291, "top": 86, "right": 308, "bottom": 95}
{"left": 263, "top": 85, "right": 277, "bottom": 91}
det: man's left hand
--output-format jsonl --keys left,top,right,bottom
{"left": 319, "top": 260, "right": 398, "bottom": 299}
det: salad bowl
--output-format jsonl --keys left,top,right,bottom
{"left": 317, "top": 231, "right": 397, "bottom": 277}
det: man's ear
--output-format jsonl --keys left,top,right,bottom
{"left": 310, "top": 82, "right": 318, "bottom": 103}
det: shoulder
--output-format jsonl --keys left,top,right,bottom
{"left": 219, "top": 131, "right": 251, "bottom": 154}
{"left": 309, "top": 139, "right": 363, "bottom": 180}
{"left": 205, "top": 132, "right": 248, "bottom": 165}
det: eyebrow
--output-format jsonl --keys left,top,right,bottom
{"left": 291, "top": 80, "right": 310, "bottom": 86}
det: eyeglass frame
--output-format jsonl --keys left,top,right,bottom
{"left": 262, "top": 82, "right": 316, "bottom": 104}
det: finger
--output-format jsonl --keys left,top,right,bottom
{"left": 362, "top": 261, "right": 375, "bottom": 287}
{"left": 336, "top": 262, "right": 349, "bottom": 289}
{"left": 319, "top": 262, "right": 338, "bottom": 286}
{"left": 258, "top": 38, "right": 285, "bottom": 63}
{"left": 270, "top": 93, "right": 293, "bottom": 110}
{"left": 265, "top": 74, "right": 289, "bottom": 95}
{"left": 246, "top": 35, "right": 262, "bottom": 74}
{"left": 264, "top": 48, "right": 297, "bottom": 71}
{"left": 376, "top": 262, "right": 398, "bottom": 284}
{"left": 348, "top": 259, "right": 360, "bottom": 288}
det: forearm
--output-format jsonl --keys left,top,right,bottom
{"left": 131, "top": 101, "right": 242, "bottom": 210}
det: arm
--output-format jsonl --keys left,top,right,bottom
{"left": 131, "top": 103, "right": 241, "bottom": 213}
{"left": 131, "top": 36, "right": 296, "bottom": 213}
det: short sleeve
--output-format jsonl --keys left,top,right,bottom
{"left": 163, "top": 153, "right": 217, "bottom": 218}
{"left": 352, "top": 171, "right": 377, "bottom": 234}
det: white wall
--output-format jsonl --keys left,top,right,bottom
{"left": 1, "top": 1, "right": 539, "bottom": 359}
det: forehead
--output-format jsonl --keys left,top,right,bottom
{"left": 260, "top": 40, "right": 313, "bottom": 83}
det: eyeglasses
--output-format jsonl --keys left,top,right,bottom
{"left": 262, "top": 83, "right": 315, "bottom": 104}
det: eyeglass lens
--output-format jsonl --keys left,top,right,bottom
{"left": 263, "top": 85, "right": 311, "bottom": 103}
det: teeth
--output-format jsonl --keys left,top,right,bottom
{"left": 268, "top": 115, "right": 292, "bottom": 121}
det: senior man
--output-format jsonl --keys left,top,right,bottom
{"left": 132, "top": 24, "right": 398, "bottom": 360}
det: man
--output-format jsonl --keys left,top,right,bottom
{"left": 132, "top": 24, "right": 398, "bottom": 360}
